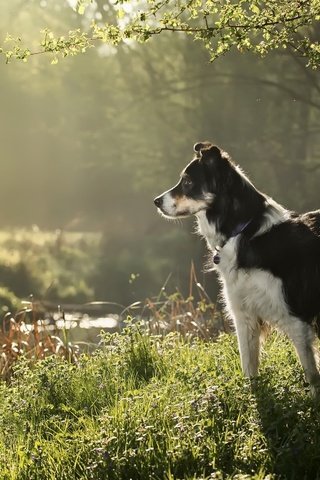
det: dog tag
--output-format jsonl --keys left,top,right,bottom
{"left": 213, "top": 252, "right": 221, "bottom": 264}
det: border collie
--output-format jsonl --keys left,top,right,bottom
{"left": 154, "top": 142, "right": 320, "bottom": 396}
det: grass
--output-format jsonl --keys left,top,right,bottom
{"left": 0, "top": 322, "right": 320, "bottom": 479}
{"left": 0, "top": 232, "right": 319, "bottom": 478}
{"left": 0, "top": 264, "right": 223, "bottom": 380}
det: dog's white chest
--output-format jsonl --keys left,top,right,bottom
{"left": 222, "top": 268, "right": 287, "bottom": 322}
{"left": 217, "top": 243, "right": 289, "bottom": 328}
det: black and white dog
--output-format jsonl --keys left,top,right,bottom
{"left": 154, "top": 142, "right": 320, "bottom": 395}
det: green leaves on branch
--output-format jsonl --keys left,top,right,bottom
{"left": 1, "top": 29, "right": 94, "bottom": 64}
{"left": 40, "top": 29, "right": 93, "bottom": 64}
{"left": 1, "top": 0, "right": 320, "bottom": 67}
{"left": 2, "top": 34, "right": 31, "bottom": 64}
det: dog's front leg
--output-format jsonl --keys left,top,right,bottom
{"left": 233, "top": 312, "right": 261, "bottom": 378}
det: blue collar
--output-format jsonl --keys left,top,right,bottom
{"left": 230, "top": 219, "right": 252, "bottom": 238}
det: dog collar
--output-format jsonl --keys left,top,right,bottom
{"left": 230, "top": 219, "right": 252, "bottom": 238}
{"left": 213, "top": 219, "right": 252, "bottom": 265}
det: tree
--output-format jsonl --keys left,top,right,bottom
{"left": 1, "top": 0, "right": 320, "bottom": 303}
{"left": 2, "top": 1, "right": 320, "bottom": 68}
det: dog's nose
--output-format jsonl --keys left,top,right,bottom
{"left": 154, "top": 196, "right": 163, "bottom": 208}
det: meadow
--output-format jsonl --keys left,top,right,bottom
{"left": 1, "top": 322, "right": 320, "bottom": 480}
{"left": 0, "top": 230, "right": 320, "bottom": 479}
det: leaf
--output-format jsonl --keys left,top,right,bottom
{"left": 76, "top": 0, "right": 92, "bottom": 15}
{"left": 118, "top": 8, "right": 125, "bottom": 19}
{"left": 78, "top": 5, "right": 86, "bottom": 15}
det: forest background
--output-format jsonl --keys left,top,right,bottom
{"left": 0, "top": 0, "right": 319, "bottom": 312}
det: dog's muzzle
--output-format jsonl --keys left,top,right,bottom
{"left": 154, "top": 196, "right": 163, "bottom": 208}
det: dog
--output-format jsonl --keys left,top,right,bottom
{"left": 154, "top": 141, "right": 320, "bottom": 395}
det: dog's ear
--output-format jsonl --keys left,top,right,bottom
{"left": 193, "top": 142, "right": 222, "bottom": 162}
{"left": 193, "top": 141, "right": 212, "bottom": 154}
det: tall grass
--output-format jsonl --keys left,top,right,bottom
{"left": 0, "top": 322, "right": 319, "bottom": 479}
{"left": 0, "top": 298, "right": 79, "bottom": 380}
{"left": 140, "top": 264, "right": 229, "bottom": 338}
{"left": 0, "top": 265, "right": 223, "bottom": 380}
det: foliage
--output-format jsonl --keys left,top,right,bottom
{"left": 2, "top": 1, "right": 320, "bottom": 67}
{"left": 0, "top": 287, "right": 20, "bottom": 315}
{"left": 0, "top": 229, "right": 98, "bottom": 305}
{"left": 0, "top": 227, "right": 217, "bottom": 319}
{"left": 1, "top": 327, "right": 320, "bottom": 478}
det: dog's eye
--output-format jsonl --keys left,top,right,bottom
{"left": 183, "top": 177, "right": 193, "bottom": 187}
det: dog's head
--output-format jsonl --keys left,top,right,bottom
{"left": 154, "top": 142, "right": 231, "bottom": 219}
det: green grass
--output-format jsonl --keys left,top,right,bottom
{"left": 0, "top": 324, "right": 320, "bottom": 479}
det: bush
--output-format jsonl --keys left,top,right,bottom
{"left": 0, "top": 286, "right": 20, "bottom": 314}
{"left": 0, "top": 229, "right": 97, "bottom": 305}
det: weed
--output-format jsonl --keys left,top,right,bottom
{"left": 140, "top": 263, "right": 230, "bottom": 338}
{"left": 0, "top": 299, "right": 79, "bottom": 380}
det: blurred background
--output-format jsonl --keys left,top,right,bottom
{"left": 0, "top": 0, "right": 320, "bottom": 319}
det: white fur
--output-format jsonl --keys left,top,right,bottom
{"left": 196, "top": 210, "right": 224, "bottom": 250}
{"left": 161, "top": 192, "right": 177, "bottom": 217}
